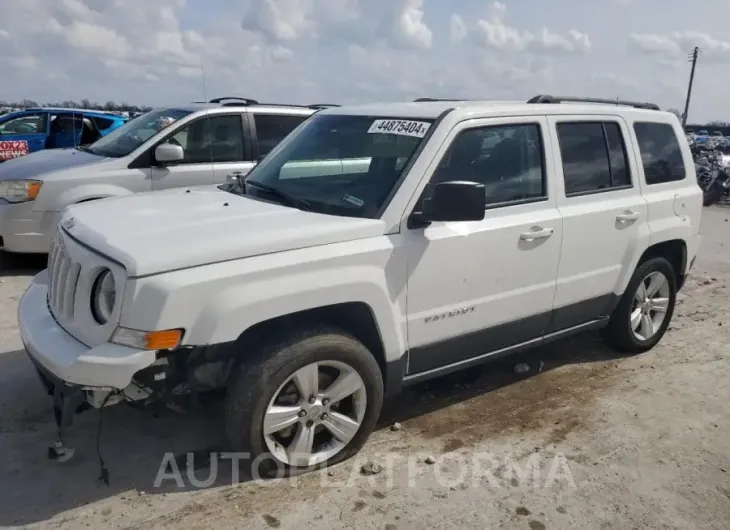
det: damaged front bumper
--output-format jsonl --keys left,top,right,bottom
{"left": 18, "top": 270, "right": 160, "bottom": 396}
{"left": 18, "top": 271, "right": 167, "bottom": 460}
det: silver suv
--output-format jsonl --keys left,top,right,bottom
{"left": 0, "top": 97, "right": 331, "bottom": 254}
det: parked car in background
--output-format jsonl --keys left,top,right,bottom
{"left": 0, "top": 108, "right": 127, "bottom": 162}
{"left": 0, "top": 97, "right": 331, "bottom": 254}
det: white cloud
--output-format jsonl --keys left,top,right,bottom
{"left": 241, "top": 0, "right": 432, "bottom": 50}
{"left": 1, "top": 0, "right": 730, "bottom": 122}
{"left": 460, "top": 2, "right": 590, "bottom": 54}
{"left": 63, "top": 21, "right": 130, "bottom": 59}
{"left": 450, "top": 14, "right": 467, "bottom": 43}
{"left": 630, "top": 31, "right": 730, "bottom": 63}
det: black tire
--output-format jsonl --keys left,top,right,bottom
{"left": 601, "top": 256, "right": 677, "bottom": 354}
{"left": 224, "top": 325, "right": 384, "bottom": 478}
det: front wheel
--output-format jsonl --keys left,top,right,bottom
{"left": 224, "top": 327, "right": 384, "bottom": 477}
{"left": 601, "top": 257, "right": 677, "bottom": 354}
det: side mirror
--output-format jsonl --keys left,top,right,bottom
{"left": 420, "top": 181, "right": 486, "bottom": 223}
{"left": 256, "top": 153, "right": 266, "bottom": 164}
{"left": 155, "top": 143, "right": 184, "bottom": 165}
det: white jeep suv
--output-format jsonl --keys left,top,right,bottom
{"left": 19, "top": 95, "right": 702, "bottom": 473}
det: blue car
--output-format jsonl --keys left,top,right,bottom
{"left": 0, "top": 108, "right": 127, "bottom": 162}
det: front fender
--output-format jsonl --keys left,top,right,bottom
{"left": 183, "top": 265, "right": 406, "bottom": 363}
{"left": 37, "top": 183, "right": 136, "bottom": 213}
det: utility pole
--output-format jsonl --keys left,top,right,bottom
{"left": 682, "top": 46, "right": 700, "bottom": 128}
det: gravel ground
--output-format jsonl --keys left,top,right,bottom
{"left": 1, "top": 207, "right": 729, "bottom": 530}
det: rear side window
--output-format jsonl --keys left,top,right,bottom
{"left": 254, "top": 114, "right": 308, "bottom": 156}
{"left": 633, "top": 122, "right": 686, "bottom": 184}
{"left": 556, "top": 122, "right": 631, "bottom": 195}
{"left": 50, "top": 114, "right": 84, "bottom": 133}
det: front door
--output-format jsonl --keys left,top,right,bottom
{"left": 0, "top": 112, "right": 48, "bottom": 160}
{"left": 149, "top": 113, "right": 241, "bottom": 190}
{"left": 547, "top": 116, "right": 649, "bottom": 331}
{"left": 404, "top": 116, "right": 563, "bottom": 374}
{"left": 208, "top": 114, "right": 255, "bottom": 184}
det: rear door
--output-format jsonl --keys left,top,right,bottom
{"left": 0, "top": 112, "right": 48, "bottom": 160}
{"left": 547, "top": 116, "right": 650, "bottom": 330}
{"left": 250, "top": 112, "right": 310, "bottom": 160}
{"left": 47, "top": 112, "right": 84, "bottom": 148}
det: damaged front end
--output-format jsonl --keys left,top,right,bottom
{"left": 31, "top": 343, "right": 236, "bottom": 467}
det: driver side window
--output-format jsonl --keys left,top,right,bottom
{"left": 428, "top": 123, "right": 546, "bottom": 207}
{"left": 161, "top": 115, "right": 245, "bottom": 164}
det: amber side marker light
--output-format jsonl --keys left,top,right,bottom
{"left": 111, "top": 327, "right": 185, "bottom": 351}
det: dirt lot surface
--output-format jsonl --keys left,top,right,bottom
{"left": 1, "top": 207, "right": 729, "bottom": 530}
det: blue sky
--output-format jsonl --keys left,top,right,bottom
{"left": 1, "top": 0, "right": 729, "bottom": 122}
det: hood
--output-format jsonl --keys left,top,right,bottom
{"left": 60, "top": 186, "right": 386, "bottom": 277}
{"left": 0, "top": 148, "right": 108, "bottom": 181}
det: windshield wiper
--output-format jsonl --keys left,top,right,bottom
{"left": 244, "top": 179, "right": 312, "bottom": 211}
{"left": 76, "top": 145, "right": 92, "bottom": 153}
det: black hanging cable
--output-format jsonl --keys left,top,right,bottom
{"left": 96, "top": 392, "right": 114, "bottom": 486}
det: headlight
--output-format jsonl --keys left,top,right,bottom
{"left": 0, "top": 180, "right": 42, "bottom": 203}
{"left": 91, "top": 269, "right": 116, "bottom": 324}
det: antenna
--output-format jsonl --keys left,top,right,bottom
{"left": 200, "top": 56, "right": 213, "bottom": 167}
{"left": 200, "top": 56, "right": 208, "bottom": 103}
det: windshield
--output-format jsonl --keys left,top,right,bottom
{"left": 238, "top": 114, "right": 433, "bottom": 218}
{"left": 85, "top": 108, "right": 193, "bottom": 158}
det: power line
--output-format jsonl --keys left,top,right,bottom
{"left": 682, "top": 46, "right": 700, "bottom": 127}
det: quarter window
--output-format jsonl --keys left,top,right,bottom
{"left": 429, "top": 123, "right": 546, "bottom": 206}
{"left": 633, "top": 122, "right": 686, "bottom": 184}
{"left": 254, "top": 114, "right": 309, "bottom": 156}
{"left": 90, "top": 116, "right": 116, "bottom": 130}
{"left": 556, "top": 122, "right": 632, "bottom": 195}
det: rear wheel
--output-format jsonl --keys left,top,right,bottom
{"left": 224, "top": 327, "right": 384, "bottom": 477}
{"left": 602, "top": 257, "right": 677, "bottom": 354}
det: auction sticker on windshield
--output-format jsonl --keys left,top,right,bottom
{"left": 367, "top": 119, "right": 431, "bottom": 138}
{"left": 0, "top": 140, "right": 29, "bottom": 160}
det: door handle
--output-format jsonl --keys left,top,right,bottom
{"left": 616, "top": 210, "right": 640, "bottom": 222}
{"left": 519, "top": 227, "right": 554, "bottom": 241}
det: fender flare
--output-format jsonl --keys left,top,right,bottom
{"left": 182, "top": 268, "right": 407, "bottom": 363}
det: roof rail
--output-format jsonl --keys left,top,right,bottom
{"left": 527, "top": 95, "right": 660, "bottom": 111}
{"left": 205, "top": 98, "right": 339, "bottom": 110}
{"left": 209, "top": 97, "right": 259, "bottom": 105}
{"left": 413, "top": 97, "right": 472, "bottom": 102}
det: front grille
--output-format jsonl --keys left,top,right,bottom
{"left": 47, "top": 232, "right": 81, "bottom": 320}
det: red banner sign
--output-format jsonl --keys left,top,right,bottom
{"left": 0, "top": 140, "right": 30, "bottom": 160}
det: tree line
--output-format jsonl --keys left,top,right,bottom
{"left": 0, "top": 99, "right": 153, "bottom": 113}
